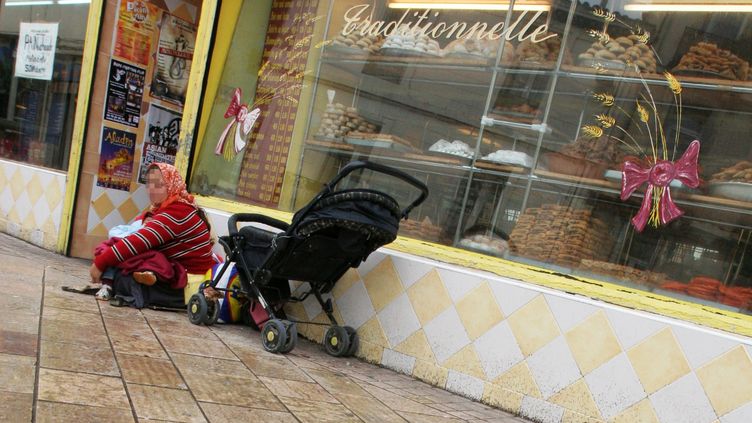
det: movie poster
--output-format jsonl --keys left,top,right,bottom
{"left": 150, "top": 13, "right": 196, "bottom": 106}
{"left": 104, "top": 59, "right": 145, "bottom": 127}
{"left": 138, "top": 105, "right": 181, "bottom": 183}
{"left": 113, "top": 0, "right": 160, "bottom": 65}
{"left": 97, "top": 126, "right": 136, "bottom": 191}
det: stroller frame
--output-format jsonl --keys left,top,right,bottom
{"left": 187, "top": 161, "right": 428, "bottom": 356}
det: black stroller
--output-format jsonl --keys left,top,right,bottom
{"left": 187, "top": 161, "right": 428, "bottom": 356}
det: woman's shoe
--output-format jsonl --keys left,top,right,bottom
{"left": 109, "top": 297, "right": 126, "bottom": 307}
{"left": 95, "top": 285, "right": 112, "bottom": 301}
{"left": 133, "top": 271, "right": 157, "bottom": 286}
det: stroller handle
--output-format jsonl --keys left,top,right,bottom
{"left": 328, "top": 160, "right": 429, "bottom": 218}
{"left": 228, "top": 213, "right": 290, "bottom": 236}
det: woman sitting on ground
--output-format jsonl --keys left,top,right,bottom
{"left": 89, "top": 162, "right": 215, "bottom": 308}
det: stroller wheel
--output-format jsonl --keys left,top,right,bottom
{"left": 279, "top": 321, "right": 298, "bottom": 354}
{"left": 187, "top": 294, "right": 208, "bottom": 325}
{"left": 261, "top": 319, "right": 288, "bottom": 353}
{"left": 203, "top": 299, "right": 220, "bottom": 326}
{"left": 324, "top": 325, "right": 350, "bottom": 357}
{"left": 344, "top": 326, "right": 359, "bottom": 357}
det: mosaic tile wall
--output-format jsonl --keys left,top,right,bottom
{"left": 204, "top": 209, "right": 752, "bottom": 423}
{"left": 0, "top": 160, "right": 66, "bottom": 251}
{"left": 285, "top": 251, "right": 752, "bottom": 423}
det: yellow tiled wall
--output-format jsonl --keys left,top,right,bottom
{"left": 0, "top": 160, "right": 66, "bottom": 251}
{"left": 283, "top": 251, "right": 752, "bottom": 423}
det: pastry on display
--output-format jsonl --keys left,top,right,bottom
{"left": 330, "top": 32, "right": 385, "bottom": 54}
{"left": 481, "top": 150, "right": 534, "bottom": 168}
{"left": 578, "top": 35, "right": 657, "bottom": 73}
{"left": 428, "top": 139, "right": 475, "bottom": 159}
{"left": 514, "top": 37, "right": 570, "bottom": 65}
{"left": 579, "top": 259, "right": 666, "bottom": 286}
{"left": 314, "top": 103, "right": 378, "bottom": 140}
{"left": 509, "top": 204, "right": 614, "bottom": 267}
{"left": 673, "top": 42, "right": 749, "bottom": 80}
{"left": 381, "top": 25, "right": 441, "bottom": 56}
{"left": 709, "top": 160, "right": 752, "bottom": 183}
{"left": 559, "top": 135, "right": 624, "bottom": 168}
{"left": 459, "top": 234, "right": 509, "bottom": 257}
{"left": 443, "top": 37, "right": 513, "bottom": 61}
{"left": 491, "top": 103, "right": 540, "bottom": 119}
{"left": 400, "top": 216, "right": 447, "bottom": 242}
{"left": 660, "top": 276, "right": 752, "bottom": 308}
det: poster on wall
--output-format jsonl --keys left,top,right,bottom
{"left": 137, "top": 104, "right": 181, "bottom": 183}
{"left": 97, "top": 126, "right": 137, "bottom": 191}
{"left": 104, "top": 59, "right": 145, "bottom": 127}
{"left": 150, "top": 13, "right": 196, "bottom": 107}
{"left": 113, "top": 0, "right": 160, "bottom": 65}
{"left": 14, "top": 22, "right": 58, "bottom": 80}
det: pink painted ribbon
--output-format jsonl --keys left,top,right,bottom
{"left": 621, "top": 140, "right": 700, "bottom": 232}
{"left": 215, "top": 88, "right": 258, "bottom": 156}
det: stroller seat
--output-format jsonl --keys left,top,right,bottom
{"left": 187, "top": 161, "right": 428, "bottom": 357}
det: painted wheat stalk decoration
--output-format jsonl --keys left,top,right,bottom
{"left": 580, "top": 7, "right": 700, "bottom": 232}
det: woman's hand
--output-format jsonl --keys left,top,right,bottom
{"left": 90, "top": 264, "right": 103, "bottom": 285}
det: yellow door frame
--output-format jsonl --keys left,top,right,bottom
{"left": 57, "top": 0, "right": 105, "bottom": 254}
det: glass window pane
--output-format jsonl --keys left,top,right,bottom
{"left": 0, "top": 1, "right": 89, "bottom": 170}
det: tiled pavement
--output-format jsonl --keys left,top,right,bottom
{"left": 0, "top": 233, "right": 529, "bottom": 423}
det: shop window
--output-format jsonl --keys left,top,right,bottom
{"left": 0, "top": 1, "right": 89, "bottom": 171}
{"left": 191, "top": 0, "right": 752, "bottom": 314}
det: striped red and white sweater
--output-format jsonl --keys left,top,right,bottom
{"left": 94, "top": 202, "right": 214, "bottom": 274}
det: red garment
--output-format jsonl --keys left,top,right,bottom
{"left": 94, "top": 201, "right": 214, "bottom": 274}
{"left": 117, "top": 250, "right": 188, "bottom": 289}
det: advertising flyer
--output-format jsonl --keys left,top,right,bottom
{"left": 104, "top": 59, "right": 146, "bottom": 127}
{"left": 113, "top": 0, "right": 160, "bottom": 65}
{"left": 14, "top": 22, "right": 58, "bottom": 80}
{"left": 97, "top": 126, "right": 137, "bottom": 191}
{"left": 150, "top": 13, "right": 196, "bottom": 106}
{"left": 137, "top": 104, "right": 181, "bottom": 183}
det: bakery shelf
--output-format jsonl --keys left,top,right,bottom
{"left": 482, "top": 115, "right": 550, "bottom": 134}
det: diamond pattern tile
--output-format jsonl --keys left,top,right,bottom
{"left": 672, "top": 325, "right": 738, "bottom": 370}
{"left": 412, "top": 359, "right": 449, "bottom": 387}
{"left": 627, "top": 328, "right": 691, "bottom": 394}
{"left": 424, "top": 306, "right": 471, "bottom": 364}
{"left": 446, "top": 370, "right": 484, "bottom": 400}
{"left": 612, "top": 399, "right": 659, "bottom": 423}
{"left": 117, "top": 197, "right": 142, "bottom": 223}
{"left": 91, "top": 193, "right": 115, "bottom": 222}
{"left": 546, "top": 293, "right": 599, "bottom": 333}
{"left": 507, "top": 295, "right": 560, "bottom": 357}
{"left": 696, "top": 346, "right": 752, "bottom": 417}
{"left": 26, "top": 174, "right": 43, "bottom": 204}
{"left": 437, "top": 268, "right": 482, "bottom": 303}
{"left": 549, "top": 379, "right": 602, "bottom": 420}
{"left": 378, "top": 293, "right": 421, "bottom": 348}
{"left": 474, "top": 321, "right": 523, "bottom": 380}
{"left": 381, "top": 349, "right": 416, "bottom": 375}
{"left": 565, "top": 311, "right": 621, "bottom": 375}
{"left": 455, "top": 282, "right": 503, "bottom": 341}
{"left": 336, "top": 280, "right": 375, "bottom": 330}
{"left": 407, "top": 269, "right": 452, "bottom": 326}
{"left": 526, "top": 336, "right": 582, "bottom": 399}
{"left": 392, "top": 255, "right": 433, "bottom": 289}
{"left": 442, "top": 344, "right": 486, "bottom": 380}
{"left": 585, "top": 353, "right": 646, "bottom": 420}
{"left": 394, "top": 329, "right": 435, "bottom": 362}
{"left": 720, "top": 402, "right": 752, "bottom": 423}
{"left": 364, "top": 257, "right": 404, "bottom": 312}
{"left": 606, "top": 308, "right": 666, "bottom": 350}
{"left": 520, "top": 396, "right": 564, "bottom": 423}
{"left": 650, "top": 373, "right": 717, "bottom": 423}
{"left": 494, "top": 361, "right": 542, "bottom": 399}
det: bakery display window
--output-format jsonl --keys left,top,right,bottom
{"left": 290, "top": 0, "right": 752, "bottom": 314}
{"left": 0, "top": 2, "right": 89, "bottom": 171}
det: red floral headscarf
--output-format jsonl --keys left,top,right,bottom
{"left": 147, "top": 163, "right": 196, "bottom": 213}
